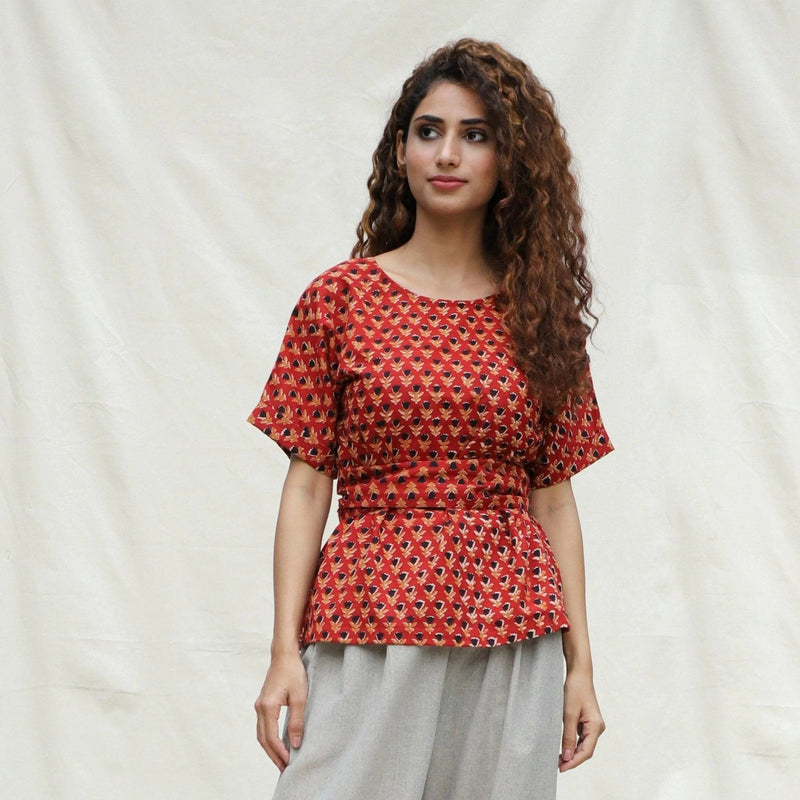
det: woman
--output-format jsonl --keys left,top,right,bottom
{"left": 248, "top": 38, "right": 613, "bottom": 799}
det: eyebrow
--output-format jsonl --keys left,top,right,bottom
{"left": 413, "top": 114, "right": 490, "bottom": 126}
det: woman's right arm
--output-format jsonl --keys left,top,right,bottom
{"left": 255, "top": 454, "right": 333, "bottom": 772}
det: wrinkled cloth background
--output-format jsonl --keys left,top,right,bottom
{"left": 2, "top": 2, "right": 798, "bottom": 798}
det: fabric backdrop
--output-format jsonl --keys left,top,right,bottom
{"left": 2, "top": 1, "right": 798, "bottom": 798}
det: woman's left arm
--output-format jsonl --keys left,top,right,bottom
{"left": 530, "top": 479, "right": 606, "bottom": 772}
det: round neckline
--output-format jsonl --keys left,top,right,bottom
{"left": 363, "top": 257, "right": 498, "bottom": 305}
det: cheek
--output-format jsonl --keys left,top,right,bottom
{"left": 405, "top": 144, "right": 428, "bottom": 172}
{"left": 404, "top": 150, "right": 430, "bottom": 193}
{"left": 479, "top": 153, "right": 500, "bottom": 189}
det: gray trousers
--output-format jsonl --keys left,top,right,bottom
{"left": 273, "top": 631, "right": 564, "bottom": 800}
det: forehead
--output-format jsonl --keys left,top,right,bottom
{"left": 413, "top": 81, "right": 488, "bottom": 120}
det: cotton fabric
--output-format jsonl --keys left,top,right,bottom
{"left": 273, "top": 632, "right": 564, "bottom": 800}
{"left": 248, "top": 259, "right": 613, "bottom": 648}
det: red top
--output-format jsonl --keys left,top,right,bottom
{"left": 248, "top": 258, "right": 613, "bottom": 647}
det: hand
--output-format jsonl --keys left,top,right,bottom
{"left": 559, "top": 670, "right": 605, "bottom": 772}
{"left": 254, "top": 651, "right": 308, "bottom": 772}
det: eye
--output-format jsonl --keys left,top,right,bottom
{"left": 465, "top": 129, "right": 488, "bottom": 142}
{"left": 417, "top": 124, "right": 439, "bottom": 140}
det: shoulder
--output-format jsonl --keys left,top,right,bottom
{"left": 293, "top": 257, "right": 382, "bottom": 323}
{"left": 307, "top": 257, "right": 380, "bottom": 289}
{"left": 300, "top": 257, "right": 382, "bottom": 305}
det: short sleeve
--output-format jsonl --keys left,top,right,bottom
{"left": 528, "top": 363, "right": 614, "bottom": 489}
{"left": 247, "top": 274, "right": 345, "bottom": 478}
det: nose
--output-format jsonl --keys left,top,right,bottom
{"left": 435, "top": 133, "right": 461, "bottom": 167}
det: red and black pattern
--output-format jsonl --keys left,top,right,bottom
{"left": 249, "top": 259, "right": 613, "bottom": 647}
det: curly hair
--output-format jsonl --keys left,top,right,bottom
{"left": 351, "top": 38, "right": 597, "bottom": 407}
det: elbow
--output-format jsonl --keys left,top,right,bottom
{"left": 529, "top": 479, "right": 576, "bottom": 518}
{"left": 284, "top": 456, "right": 334, "bottom": 504}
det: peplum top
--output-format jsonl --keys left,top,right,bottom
{"left": 248, "top": 258, "right": 613, "bottom": 647}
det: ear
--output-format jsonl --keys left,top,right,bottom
{"left": 396, "top": 130, "right": 407, "bottom": 172}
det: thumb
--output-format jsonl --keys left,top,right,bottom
{"left": 561, "top": 710, "right": 578, "bottom": 762}
{"left": 287, "top": 696, "right": 306, "bottom": 750}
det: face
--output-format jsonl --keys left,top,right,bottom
{"left": 397, "top": 81, "right": 499, "bottom": 220}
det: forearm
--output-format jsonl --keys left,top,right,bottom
{"left": 532, "top": 479, "right": 606, "bottom": 769}
{"left": 530, "top": 479, "right": 593, "bottom": 675}
{"left": 270, "top": 456, "right": 333, "bottom": 656}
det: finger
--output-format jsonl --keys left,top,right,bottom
{"left": 257, "top": 699, "right": 290, "bottom": 771}
{"left": 287, "top": 695, "right": 307, "bottom": 750}
{"left": 559, "top": 720, "right": 604, "bottom": 772}
{"left": 266, "top": 706, "right": 291, "bottom": 770}
{"left": 560, "top": 709, "right": 579, "bottom": 766}
{"left": 560, "top": 735, "right": 596, "bottom": 771}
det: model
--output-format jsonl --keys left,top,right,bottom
{"left": 248, "top": 38, "right": 614, "bottom": 800}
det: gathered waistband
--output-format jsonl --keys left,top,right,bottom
{"left": 337, "top": 469, "right": 530, "bottom": 514}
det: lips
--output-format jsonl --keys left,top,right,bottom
{"left": 428, "top": 175, "right": 467, "bottom": 189}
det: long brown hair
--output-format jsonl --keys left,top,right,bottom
{"left": 352, "top": 38, "right": 597, "bottom": 407}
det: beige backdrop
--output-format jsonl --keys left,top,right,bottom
{"left": 2, "top": 1, "right": 799, "bottom": 798}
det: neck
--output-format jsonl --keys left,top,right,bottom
{"left": 401, "top": 208, "right": 490, "bottom": 280}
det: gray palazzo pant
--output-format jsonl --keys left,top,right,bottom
{"left": 272, "top": 631, "right": 564, "bottom": 800}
